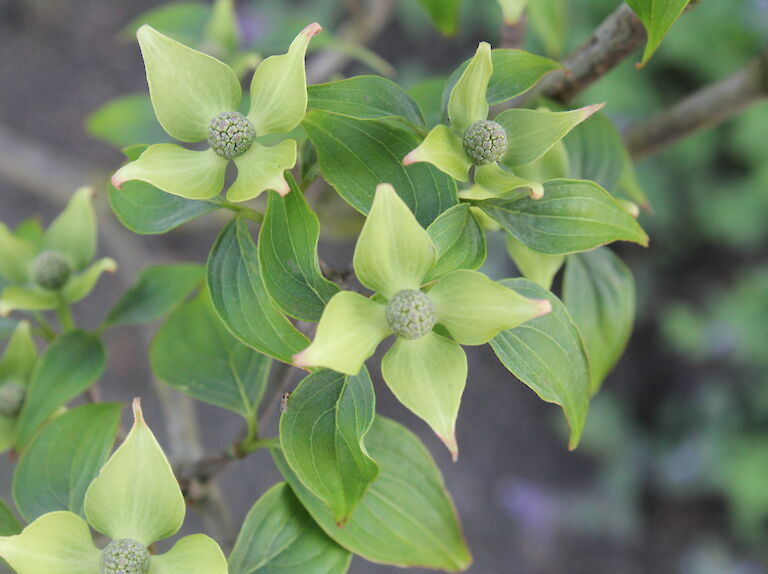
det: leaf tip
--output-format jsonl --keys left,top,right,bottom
{"left": 301, "top": 22, "right": 323, "bottom": 38}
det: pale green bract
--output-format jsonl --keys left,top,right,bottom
{"left": 294, "top": 184, "right": 550, "bottom": 459}
{"left": 0, "top": 399, "right": 228, "bottom": 574}
{"left": 111, "top": 23, "right": 321, "bottom": 202}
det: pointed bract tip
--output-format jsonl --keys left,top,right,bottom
{"left": 292, "top": 349, "right": 312, "bottom": 369}
{"left": 529, "top": 185, "right": 544, "bottom": 200}
{"left": 535, "top": 299, "right": 552, "bottom": 317}
{"left": 131, "top": 397, "right": 144, "bottom": 422}
{"left": 582, "top": 103, "right": 606, "bottom": 118}
{"left": 302, "top": 23, "right": 323, "bottom": 38}
{"left": 274, "top": 179, "right": 291, "bottom": 197}
{"left": 477, "top": 41, "right": 492, "bottom": 54}
{"left": 438, "top": 431, "right": 459, "bottom": 462}
{"left": 402, "top": 150, "right": 419, "bottom": 166}
{"left": 375, "top": 183, "right": 396, "bottom": 197}
{"left": 111, "top": 172, "right": 125, "bottom": 191}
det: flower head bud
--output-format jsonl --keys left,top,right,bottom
{"left": 31, "top": 251, "right": 72, "bottom": 291}
{"left": 385, "top": 289, "right": 436, "bottom": 340}
{"left": 0, "top": 382, "right": 25, "bottom": 418}
{"left": 208, "top": 111, "right": 256, "bottom": 159}
{"left": 100, "top": 538, "right": 150, "bottom": 574}
{"left": 462, "top": 120, "right": 507, "bottom": 165}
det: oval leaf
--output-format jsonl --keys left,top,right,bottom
{"left": 273, "top": 416, "right": 471, "bottom": 572}
{"left": 563, "top": 248, "right": 635, "bottom": 393}
{"left": 13, "top": 403, "right": 121, "bottom": 522}
{"left": 259, "top": 176, "right": 339, "bottom": 321}
{"left": 627, "top": 0, "right": 692, "bottom": 66}
{"left": 489, "top": 279, "right": 590, "bottom": 449}
{"left": 280, "top": 368, "right": 378, "bottom": 526}
{"left": 478, "top": 179, "right": 649, "bottom": 255}
{"left": 207, "top": 216, "right": 309, "bottom": 363}
{"left": 229, "top": 483, "right": 351, "bottom": 574}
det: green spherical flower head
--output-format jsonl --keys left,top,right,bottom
{"left": 385, "top": 289, "right": 436, "bottom": 340}
{"left": 0, "top": 382, "right": 25, "bottom": 418}
{"left": 100, "top": 539, "right": 150, "bottom": 574}
{"left": 462, "top": 120, "right": 507, "bottom": 165}
{"left": 208, "top": 111, "right": 256, "bottom": 160}
{"left": 31, "top": 251, "right": 72, "bottom": 290}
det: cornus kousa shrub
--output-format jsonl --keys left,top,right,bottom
{"left": 2, "top": 0, "right": 721, "bottom": 571}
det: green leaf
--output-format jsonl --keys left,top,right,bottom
{"left": 303, "top": 111, "right": 458, "bottom": 227}
{"left": 496, "top": 104, "right": 603, "bottom": 167}
{"left": 564, "top": 113, "right": 624, "bottom": 193}
{"left": 308, "top": 76, "right": 425, "bottom": 128}
{"left": 42, "top": 187, "right": 96, "bottom": 271}
{"left": 528, "top": 0, "right": 568, "bottom": 58}
{"left": 207, "top": 217, "right": 309, "bottom": 363}
{"left": 448, "top": 42, "right": 492, "bottom": 133}
{"left": 109, "top": 180, "right": 220, "bottom": 235}
{"left": 425, "top": 204, "right": 486, "bottom": 281}
{"left": 123, "top": 2, "right": 210, "bottom": 47}
{"left": 563, "top": 248, "right": 635, "bottom": 393}
{"left": 136, "top": 24, "right": 241, "bottom": 142}
{"left": 149, "top": 534, "right": 228, "bottom": 574}
{"left": 0, "top": 511, "right": 100, "bottom": 574}
{"left": 14, "top": 331, "right": 106, "bottom": 450}
{"left": 151, "top": 290, "right": 271, "bottom": 422}
{"left": 0, "top": 224, "right": 35, "bottom": 284}
{"left": 417, "top": 0, "right": 462, "bottom": 35}
{"left": 106, "top": 263, "right": 203, "bottom": 327}
{"left": 13, "top": 403, "right": 121, "bottom": 522}
{"left": 258, "top": 177, "right": 339, "bottom": 321}
{"left": 229, "top": 483, "right": 351, "bottom": 574}
{"left": 381, "top": 333, "right": 467, "bottom": 459}
{"left": 402, "top": 124, "right": 472, "bottom": 182}
{"left": 0, "top": 319, "right": 18, "bottom": 341}
{"left": 0, "top": 321, "right": 37, "bottom": 384}
{"left": 280, "top": 368, "right": 378, "bottom": 525}
{"left": 443, "top": 49, "right": 560, "bottom": 108}
{"left": 505, "top": 234, "right": 564, "bottom": 290}
{"left": 0, "top": 502, "right": 20, "bottom": 536}
{"left": 247, "top": 23, "right": 321, "bottom": 136}
{"left": 478, "top": 179, "right": 649, "bottom": 255}
{"left": 353, "top": 184, "right": 437, "bottom": 298}
{"left": 227, "top": 140, "right": 297, "bottom": 202}
{"left": 85, "top": 399, "right": 185, "bottom": 546}
{"left": 429, "top": 269, "right": 551, "bottom": 345}
{"left": 292, "top": 292, "right": 390, "bottom": 375}
{"left": 273, "top": 416, "right": 471, "bottom": 572}
{"left": 112, "top": 145, "right": 227, "bottom": 200}
{"left": 490, "top": 279, "right": 590, "bottom": 449}
{"left": 627, "top": 0, "right": 691, "bottom": 67}
{"left": 85, "top": 93, "right": 170, "bottom": 148}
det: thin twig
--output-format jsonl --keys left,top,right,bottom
{"left": 623, "top": 50, "right": 768, "bottom": 159}
{"left": 500, "top": 13, "right": 527, "bottom": 50}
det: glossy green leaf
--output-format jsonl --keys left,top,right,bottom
{"left": 137, "top": 24, "right": 241, "bottom": 141}
{"left": 478, "top": 179, "right": 649, "bottom": 255}
{"left": 259, "top": 177, "right": 339, "bottom": 321}
{"left": 123, "top": 2, "right": 210, "bottom": 47}
{"left": 417, "top": 0, "right": 462, "bottom": 35}
{"left": 0, "top": 224, "right": 35, "bottom": 284}
{"left": 442, "top": 49, "right": 561, "bottom": 108}
{"left": 627, "top": 0, "right": 691, "bottom": 66}
{"left": 207, "top": 217, "right": 309, "bottom": 363}
{"left": 308, "top": 76, "right": 425, "bottom": 128}
{"left": 151, "top": 290, "right": 271, "bottom": 421}
{"left": 42, "top": 187, "right": 96, "bottom": 270}
{"left": 14, "top": 331, "right": 106, "bottom": 449}
{"left": 85, "top": 93, "right": 169, "bottom": 148}
{"left": 292, "top": 292, "right": 390, "bottom": 375}
{"left": 85, "top": 400, "right": 185, "bottom": 546}
{"left": 505, "top": 234, "right": 564, "bottom": 290}
{"left": 273, "top": 416, "right": 471, "bottom": 571}
{"left": 490, "top": 279, "right": 590, "bottom": 449}
{"left": 448, "top": 42, "right": 492, "bottom": 133}
{"left": 425, "top": 204, "right": 486, "bottom": 281}
{"left": 303, "top": 111, "right": 458, "bottom": 227}
{"left": 229, "top": 483, "right": 351, "bottom": 574}
{"left": 563, "top": 248, "right": 635, "bottom": 393}
{"left": 149, "top": 534, "right": 228, "bottom": 574}
{"left": 353, "top": 184, "right": 437, "bottom": 298}
{"left": 109, "top": 180, "right": 220, "bottom": 235}
{"left": 227, "top": 140, "right": 297, "bottom": 202}
{"left": 381, "top": 333, "right": 467, "bottom": 459}
{"left": 429, "top": 269, "right": 551, "bottom": 345}
{"left": 402, "top": 124, "right": 471, "bottom": 182}
{"left": 0, "top": 321, "right": 36, "bottom": 384}
{"left": 0, "top": 511, "right": 100, "bottom": 574}
{"left": 247, "top": 23, "right": 321, "bottom": 136}
{"left": 13, "top": 403, "right": 121, "bottom": 522}
{"left": 106, "top": 263, "right": 203, "bottom": 327}
{"left": 280, "top": 368, "right": 378, "bottom": 525}
{"left": 112, "top": 145, "right": 227, "bottom": 200}
{"left": 496, "top": 104, "right": 603, "bottom": 167}
{"left": 564, "top": 113, "right": 624, "bottom": 192}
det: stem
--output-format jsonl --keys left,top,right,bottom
{"left": 210, "top": 198, "right": 264, "bottom": 222}
{"left": 56, "top": 299, "right": 75, "bottom": 332}
{"left": 623, "top": 51, "right": 768, "bottom": 159}
{"left": 500, "top": 13, "right": 527, "bottom": 50}
{"left": 33, "top": 312, "right": 57, "bottom": 341}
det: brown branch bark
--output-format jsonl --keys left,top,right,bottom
{"left": 623, "top": 51, "right": 768, "bottom": 159}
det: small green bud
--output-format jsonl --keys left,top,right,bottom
{"left": 462, "top": 120, "right": 507, "bottom": 165}
{"left": 208, "top": 111, "right": 256, "bottom": 159}
{"left": 100, "top": 539, "right": 150, "bottom": 574}
{"left": 0, "top": 382, "right": 25, "bottom": 418}
{"left": 31, "top": 251, "right": 72, "bottom": 290}
{"left": 385, "top": 289, "right": 436, "bottom": 340}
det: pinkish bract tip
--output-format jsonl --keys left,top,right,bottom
{"left": 536, "top": 299, "right": 553, "bottom": 317}
{"left": 402, "top": 151, "right": 419, "bottom": 166}
{"left": 111, "top": 173, "right": 125, "bottom": 191}
{"left": 131, "top": 397, "right": 144, "bottom": 421}
{"left": 302, "top": 23, "right": 323, "bottom": 38}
